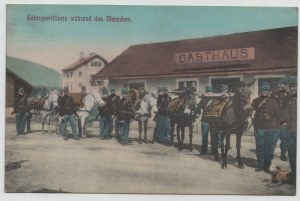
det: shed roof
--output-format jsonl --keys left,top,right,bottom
{"left": 6, "top": 56, "right": 62, "bottom": 88}
{"left": 6, "top": 68, "right": 34, "bottom": 89}
{"left": 94, "top": 26, "right": 297, "bottom": 80}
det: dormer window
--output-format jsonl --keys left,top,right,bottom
{"left": 91, "top": 62, "right": 101, "bottom": 67}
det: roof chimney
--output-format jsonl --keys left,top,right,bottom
{"left": 79, "top": 52, "right": 85, "bottom": 59}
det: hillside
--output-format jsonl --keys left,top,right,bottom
{"left": 6, "top": 56, "right": 62, "bottom": 88}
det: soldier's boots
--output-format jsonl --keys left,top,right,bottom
{"left": 255, "top": 166, "right": 264, "bottom": 172}
{"left": 280, "top": 152, "right": 287, "bottom": 161}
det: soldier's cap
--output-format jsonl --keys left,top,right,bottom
{"left": 260, "top": 81, "right": 271, "bottom": 91}
{"left": 110, "top": 88, "right": 115, "bottom": 92}
{"left": 121, "top": 88, "right": 128, "bottom": 95}
{"left": 158, "top": 87, "right": 164, "bottom": 92}
{"left": 18, "top": 87, "right": 25, "bottom": 95}
{"left": 205, "top": 86, "right": 212, "bottom": 93}
{"left": 289, "top": 76, "right": 297, "bottom": 85}
{"left": 101, "top": 87, "right": 109, "bottom": 95}
{"left": 220, "top": 84, "right": 229, "bottom": 90}
{"left": 63, "top": 87, "right": 69, "bottom": 93}
{"left": 278, "top": 78, "right": 288, "bottom": 85}
{"left": 158, "top": 86, "right": 168, "bottom": 92}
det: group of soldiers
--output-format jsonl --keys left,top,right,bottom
{"left": 12, "top": 77, "right": 297, "bottom": 184}
{"left": 198, "top": 76, "right": 297, "bottom": 184}
{"left": 252, "top": 77, "right": 297, "bottom": 185}
{"left": 56, "top": 86, "right": 136, "bottom": 145}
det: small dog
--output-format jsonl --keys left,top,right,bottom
{"left": 265, "top": 165, "right": 291, "bottom": 187}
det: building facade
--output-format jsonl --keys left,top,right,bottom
{"left": 62, "top": 53, "right": 108, "bottom": 93}
{"left": 94, "top": 27, "right": 297, "bottom": 100}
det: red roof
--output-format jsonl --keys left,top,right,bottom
{"left": 62, "top": 54, "right": 108, "bottom": 71}
{"left": 94, "top": 26, "right": 297, "bottom": 80}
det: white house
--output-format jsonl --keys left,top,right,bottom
{"left": 62, "top": 52, "right": 108, "bottom": 92}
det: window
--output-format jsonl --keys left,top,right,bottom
{"left": 91, "top": 62, "right": 98, "bottom": 67}
{"left": 79, "top": 83, "right": 82, "bottom": 87}
{"left": 211, "top": 78, "right": 241, "bottom": 93}
{"left": 129, "top": 82, "right": 145, "bottom": 90}
{"left": 67, "top": 73, "right": 69, "bottom": 78}
{"left": 91, "top": 62, "right": 102, "bottom": 67}
{"left": 79, "top": 72, "right": 82, "bottom": 77}
{"left": 177, "top": 81, "right": 196, "bottom": 91}
{"left": 70, "top": 72, "right": 73, "bottom": 78}
{"left": 90, "top": 81, "right": 97, "bottom": 86}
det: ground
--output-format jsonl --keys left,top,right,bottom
{"left": 4, "top": 115, "right": 296, "bottom": 195}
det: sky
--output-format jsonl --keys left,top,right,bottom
{"left": 5, "top": 5, "right": 299, "bottom": 73}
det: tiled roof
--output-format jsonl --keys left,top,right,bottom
{"left": 94, "top": 26, "right": 297, "bottom": 80}
{"left": 62, "top": 54, "right": 108, "bottom": 71}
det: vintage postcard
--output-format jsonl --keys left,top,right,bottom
{"left": 3, "top": 1, "right": 299, "bottom": 197}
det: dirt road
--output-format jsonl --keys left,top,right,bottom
{"left": 5, "top": 117, "right": 296, "bottom": 195}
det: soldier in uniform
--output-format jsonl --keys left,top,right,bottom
{"left": 153, "top": 87, "right": 172, "bottom": 144}
{"left": 271, "top": 78, "right": 289, "bottom": 161}
{"left": 285, "top": 76, "right": 297, "bottom": 185}
{"left": 57, "top": 89, "right": 65, "bottom": 136}
{"left": 118, "top": 88, "right": 134, "bottom": 145}
{"left": 98, "top": 88, "right": 112, "bottom": 140}
{"left": 251, "top": 82, "right": 281, "bottom": 172}
{"left": 59, "top": 87, "right": 78, "bottom": 141}
{"left": 198, "top": 86, "right": 213, "bottom": 155}
{"left": 107, "top": 88, "right": 121, "bottom": 139}
{"left": 26, "top": 90, "right": 34, "bottom": 134}
{"left": 13, "top": 87, "right": 28, "bottom": 135}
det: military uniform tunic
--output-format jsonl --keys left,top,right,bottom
{"left": 287, "top": 95, "right": 297, "bottom": 133}
{"left": 58, "top": 95, "right": 78, "bottom": 139}
{"left": 118, "top": 98, "right": 134, "bottom": 144}
{"left": 14, "top": 94, "right": 28, "bottom": 135}
{"left": 98, "top": 97, "right": 113, "bottom": 139}
{"left": 271, "top": 92, "right": 290, "bottom": 157}
{"left": 157, "top": 94, "right": 172, "bottom": 116}
{"left": 252, "top": 97, "right": 280, "bottom": 130}
{"left": 251, "top": 96, "right": 280, "bottom": 170}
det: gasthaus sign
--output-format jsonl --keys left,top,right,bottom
{"left": 175, "top": 47, "right": 255, "bottom": 64}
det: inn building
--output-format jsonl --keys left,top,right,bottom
{"left": 93, "top": 26, "right": 297, "bottom": 99}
